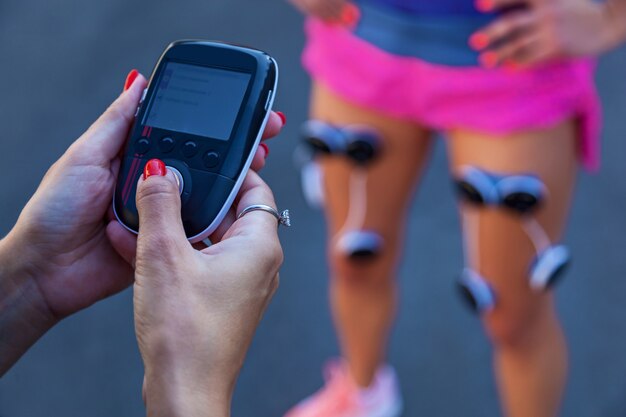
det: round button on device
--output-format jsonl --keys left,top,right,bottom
{"left": 167, "top": 166, "right": 184, "bottom": 195}
{"left": 135, "top": 138, "right": 150, "bottom": 155}
{"left": 203, "top": 151, "right": 220, "bottom": 168}
{"left": 181, "top": 141, "right": 199, "bottom": 158}
{"left": 160, "top": 137, "right": 175, "bottom": 153}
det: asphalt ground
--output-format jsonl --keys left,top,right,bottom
{"left": 1, "top": 1, "right": 626, "bottom": 416}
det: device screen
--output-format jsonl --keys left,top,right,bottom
{"left": 144, "top": 61, "right": 251, "bottom": 141}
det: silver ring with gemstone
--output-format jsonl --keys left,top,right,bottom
{"left": 237, "top": 204, "right": 291, "bottom": 227}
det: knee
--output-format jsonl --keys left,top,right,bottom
{"left": 482, "top": 299, "right": 553, "bottom": 349}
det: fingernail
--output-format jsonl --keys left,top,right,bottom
{"left": 260, "top": 143, "right": 270, "bottom": 159}
{"left": 276, "top": 111, "right": 287, "bottom": 126}
{"left": 341, "top": 3, "right": 360, "bottom": 26}
{"left": 475, "top": 0, "right": 493, "bottom": 12}
{"left": 143, "top": 159, "right": 166, "bottom": 179}
{"left": 124, "top": 69, "right": 139, "bottom": 91}
{"left": 479, "top": 52, "right": 498, "bottom": 68}
{"left": 469, "top": 33, "right": 489, "bottom": 50}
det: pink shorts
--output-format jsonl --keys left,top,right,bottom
{"left": 303, "top": 19, "right": 602, "bottom": 171}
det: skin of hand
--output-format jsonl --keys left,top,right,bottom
{"left": 471, "top": 0, "right": 626, "bottom": 68}
{"left": 126, "top": 166, "right": 283, "bottom": 417}
{"left": 288, "top": 0, "right": 359, "bottom": 25}
{"left": 0, "top": 70, "right": 284, "bottom": 375}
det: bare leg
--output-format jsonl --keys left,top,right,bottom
{"left": 311, "top": 82, "right": 433, "bottom": 386}
{"left": 447, "top": 121, "right": 578, "bottom": 417}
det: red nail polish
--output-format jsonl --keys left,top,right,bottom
{"left": 124, "top": 69, "right": 139, "bottom": 91}
{"left": 260, "top": 143, "right": 270, "bottom": 159}
{"left": 341, "top": 3, "right": 360, "bottom": 26}
{"left": 469, "top": 33, "right": 489, "bottom": 50}
{"left": 476, "top": 0, "right": 493, "bottom": 12}
{"left": 479, "top": 52, "right": 498, "bottom": 69}
{"left": 276, "top": 111, "right": 287, "bottom": 126}
{"left": 143, "top": 159, "right": 166, "bottom": 179}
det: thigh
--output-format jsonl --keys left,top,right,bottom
{"left": 310, "top": 81, "right": 433, "bottom": 242}
{"left": 446, "top": 121, "right": 578, "bottom": 333}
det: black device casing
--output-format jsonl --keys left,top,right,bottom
{"left": 113, "top": 40, "right": 278, "bottom": 242}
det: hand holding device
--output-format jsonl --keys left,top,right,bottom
{"left": 114, "top": 41, "right": 279, "bottom": 243}
{"left": 133, "top": 168, "right": 282, "bottom": 417}
{"left": 0, "top": 62, "right": 284, "bottom": 375}
{"left": 0, "top": 76, "right": 147, "bottom": 374}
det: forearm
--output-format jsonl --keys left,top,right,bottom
{"left": 0, "top": 232, "right": 56, "bottom": 375}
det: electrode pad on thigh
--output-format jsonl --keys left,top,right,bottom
{"left": 497, "top": 175, "right": 546, "bottom": 214}
{"left": 343, "top": 125, "right": 383, "bottom": 165}
{"left": 301, "top": 120, "right": 346, "bottom": 155}
{"left": 298, "top": 120, "right": 344, "bottom": 209}
{"left": 453, "top": 166, "right": 571, "bottom": 299}
{"left": 301, "top": 120, "right": 384, "bottom": 163}
{"left": 299, "top": 120, "right": 385, "bottom": 260}
{"left": 454, "top": 165, "right": 499, "bottom": 206}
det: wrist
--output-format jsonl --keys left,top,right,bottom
{"left": 141, "top": 327, "right": 239, "bottom": 417}
{"left": 0, "top": 231, "right": 57, "bottom": 375}
{"left": 144, "top": 361, "right": 234, "bottom": 417}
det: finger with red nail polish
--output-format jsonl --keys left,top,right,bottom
{"left": 475, "top": 0, "right": 493, "bottom": 12}
{"left": 124, "top": 69, "right": 139, "bottom": 92}
{"left": 479, "top": 51, "right": 499, "bottom": 68}
{"left": 469, "top": 32, "right": 490, "bottom": 50}
{"left": 276, "top": 111, "right": 287, "bottom": 126}
{"left": 143, "top": 159, "right": 167, "bottom": 179}
{"left": 341, "top": 3, "right": 360, "bottom": 27}
{"left": 260, "top": 143, "right": 270, "bottom": 159}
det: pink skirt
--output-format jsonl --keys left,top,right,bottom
{"left": 303, "top": 19, "right": 602, "bottom": 171}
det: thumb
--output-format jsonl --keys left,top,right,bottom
{"left": 135, "top": 159, "right": 189, "bottom": 261}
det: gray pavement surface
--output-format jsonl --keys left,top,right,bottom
{"left": 1, "top": 1, "right": 626, "bottom": 416}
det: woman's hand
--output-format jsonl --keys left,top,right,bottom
{"left": 131, "top": 166, "right": 283, "bottom": 417}
{"left": 288, "top": 0, "right": 359, "bottom": 25}
{"left": 0, "top": 70, "right": 284, "bottom": 375}
{"left": 0, "top": 73, "right": 148, "bottom": 375}
{"left": 471, "top": 0, "right": 626, "bottom": 68}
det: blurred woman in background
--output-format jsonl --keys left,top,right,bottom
{"left": 285, "top": 0, "right": 626, "bottom": 416}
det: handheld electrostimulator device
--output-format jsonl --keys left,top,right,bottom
{"left": 113, "top": 40, "right": 278, "bottom": 243}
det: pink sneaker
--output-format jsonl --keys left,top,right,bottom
{"left": 285, "top": 360, "right": 403, "bottom": 417}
